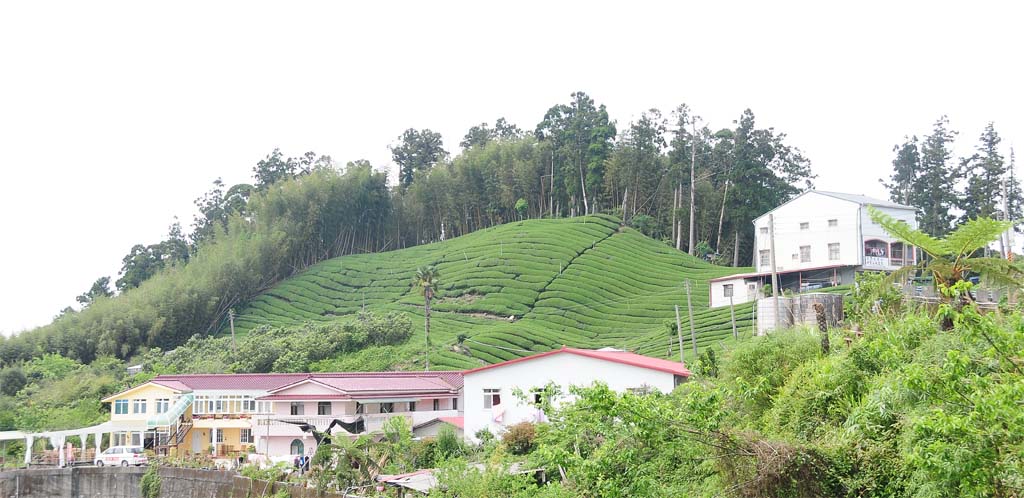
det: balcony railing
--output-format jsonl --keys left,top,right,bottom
{"left": 251, "top": 410, "right": 459, "bottom": 437}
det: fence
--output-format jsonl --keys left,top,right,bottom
{"left": 757, "top": 293, "right": 843, "bottom": 335}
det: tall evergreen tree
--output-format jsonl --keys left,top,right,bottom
{"left": 608, "top": 109, "right": 667, "bottom": 222}
{"left": 535, "top": 92, "right": 616, "bottom": 216}
{"left": 914, "top": 116, "right": 959, "bottom": 237}
{"left": 391, "top": 129, "right": 448, "bottom": 188}
{"left": 459, "top": 123, "right": 494, "bottom": 150}
{"left": 76, "top": 277, "right": 113, "bottom": 307}
{"left": 1007, "top": 147, "right": 1024, "bottom": 235}
{"left": 958, "top": 122, "right": 1006, "bottom": 222}
{"left": 728, "top": 109, "right": 814, "bottom": 261}
{"left": 882, "top": 137, "right": 920, "bottom": 206}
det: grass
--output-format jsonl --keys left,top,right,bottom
{"left": 227, "top": 214, "right": 756, "bottom": 369}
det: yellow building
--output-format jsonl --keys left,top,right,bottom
{"left": 102, "top": 372, "right": 464, "bottom": 460}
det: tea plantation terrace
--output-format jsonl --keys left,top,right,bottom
{"left": 228, "top": 214, "right": 754, "bottom": 368}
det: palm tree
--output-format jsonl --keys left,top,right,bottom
{"left": 414, "top": 265, "right": 439, "bottom": 370}
{"left": 869, "top": 206, "right": 1024, "bottom": 306}
{"left": 312, "top": 434, "right": 383, "bottom": 491}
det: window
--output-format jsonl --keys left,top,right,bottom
{"left": 114, "top": 400, "right": 129, "bottom": 415}
{"left": 864, "top": 240, "right": 888, "bottom": 258}
{"left": 155, "top": 399, "right": 169, "bottom": 414}
{"left": 355, "top": 402, "right": 364, "bottom": 414}
{"left": 432, "top": 399, "right": 440, "bottom": 411}
{"left": 243, "top": 398, "right": 256, "bottom": 412}
{"left": 133, "top": 399, "right": 147, "bottom": 414}
{"left": 800, "top": 245, "right": 811, "bottom": 262}
{"left": 380, "top": 402, "right": 394, "bottom": 414}
{"left": 317, "top": 402, "right": 332, "bottom": 416}
{"left": 723, "top": 284, "right": 733, "bottom": 298}
{"left": 828, "top": 243, "right": 840, "bottom": 261}
{"left": 531, "top": 392, "right": 542, "bottom": 405}
{"left": 290, "top": 439, "right": 304, "bottom": 456}
{"left": 800, "top": 222, "right": 809, "bottom": 230}
{"left": 240, "top": 429, "right": 254, "bottom": 444}
{"left": 290, "top": 402, "right": 304, "bottom": 416}
{"left": 759, "top": 226, "right": 768, "bottom": 235}
{"left": 483, "top": 389, "right": 501, "bottom": 409}
{"left": 891, "top": 242, "right": 905, "bottom": 265}
{"left": 215, "top": 430, "right": 224, "bottom": 443}
{"left": 256, "top": 401, "right": 273, "bottom": 414}
{"left": 828, "top": 219, "right": 838, "bottom": 227}
{"left": 452, "top": 397, "right": 458, "bottom": 410}
{"left": 759, "top": 250, "right": 770, "bottom": 267}
{"left": 214, "top": 399, "right": 224, "bottom": 413}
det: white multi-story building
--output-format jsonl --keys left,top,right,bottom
{"left": 709, "top": 190, "right": 918, "bottom": 308}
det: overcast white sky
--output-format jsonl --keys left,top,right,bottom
{"left": 1, "top": 1, "right": 1021, "bottom": 335}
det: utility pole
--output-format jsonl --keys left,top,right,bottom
{"left": 685, "top": 280, "right": 697, "bottom": 358}
{"left": 674, "top": 305, "right": 685, "bottom": 364}
{"left": 228, "top": 309, "right": 237, "bottom": 352}
{"left": 688, "top": 121, "right": 698, "bottom": 256}
{"left": 729, "top": 295, "right": 738, "bottom": 340}
{"left": 769, "top": 214, "right": 781, "bottom": 332}
{"left": 1004, "top": 175, "right": 1013, "bottom": 259}
{"left": 550, "top": 149, "right": 555, "bottom": 218}
{"left": 716, "top": 179, "right": 729, "bottom": 253}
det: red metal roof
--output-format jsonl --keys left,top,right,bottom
{"left": 148, "top": 371, "right": 464, "bottom": 392}
{"left": 708, "top": 264, "right": 845, "bottom": 282}
{"left": 150, "top": 380, "right": 192, "bottom": 392}
{"left": 152, "top": 373, "right": 310, "bottom": 391}
{"left": 439, "top": 416, "right": 464, "bottom": 429}
{"left": 413, "top": 416, "right": 464, "bottom": 431}
{"left": 256, "top": 394, "right": 352, "bottom": 401}
{"left": 462, "top": 347, "right": 691, "bottom": 377}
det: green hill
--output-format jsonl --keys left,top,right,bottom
{"left": 229, "top": 214, "right": 754, "bottom": 370}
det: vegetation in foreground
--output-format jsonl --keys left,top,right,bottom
{"left": 273, "top": 278, "right": 1022, "bottom": 497}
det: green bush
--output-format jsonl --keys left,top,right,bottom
{"left": 764, "top": 354, "right": 866, "bottom": 440}
{"left": 501, "top": 422, "right": 537, "bottom": 455}
{"left": 139, "top": 465, "right": 161, "bottom": 498}
{"left": 719, "top": 329, "right": 821, "bottom": 418}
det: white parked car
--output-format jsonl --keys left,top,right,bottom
{"left": 95, "top": 446, "right": 148, "bottom": 466}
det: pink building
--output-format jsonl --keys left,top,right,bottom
{"left": 99, "top": 371, "right": 463, "bottom": 461}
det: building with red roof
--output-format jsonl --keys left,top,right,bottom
{"left": 101, "top": 371, "right": 463, "bottom": 460}
{"left": 462, "top": 346, "right": 689, "bottom": 441}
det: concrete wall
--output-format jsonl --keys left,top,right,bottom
{"left": 0, "top": 467, "right": 350, "bottom": 498}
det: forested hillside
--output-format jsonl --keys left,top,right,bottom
{"left": 1, "top": 92, "right": 812, "bottom": 370}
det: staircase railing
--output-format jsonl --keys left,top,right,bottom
{"left": 175, "top": 421, "right": 192, "bottom": 445}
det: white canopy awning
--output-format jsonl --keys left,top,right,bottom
{"left": 4, "top": 420, "right": 149, "bottom": 441}
{"left": 0, "top": 430, "right": 27, "bottom": 441}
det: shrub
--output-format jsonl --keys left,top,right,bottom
{"left": 501, "top": 422, "right": 537, "bottom": 455}
{"left": 844, "top": 271, "right": 904, "bottom": 327}
{"left": 139, "top": 465, "right": 161, "bottom": 498}
{"left": 719, "top": 329, "right": 821, "bottom": 417}
{"left": 435, "top": 425, "right": 466, "bottom": 461}
{"left": 764, "top": 354, "right": 866, "bottom": 440}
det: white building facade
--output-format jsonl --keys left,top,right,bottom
{"left": 710, "top": 190, "right": 918, "bottom": 308}
{"left": 462, "top": 347, "right": 690, "bottom": 441}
